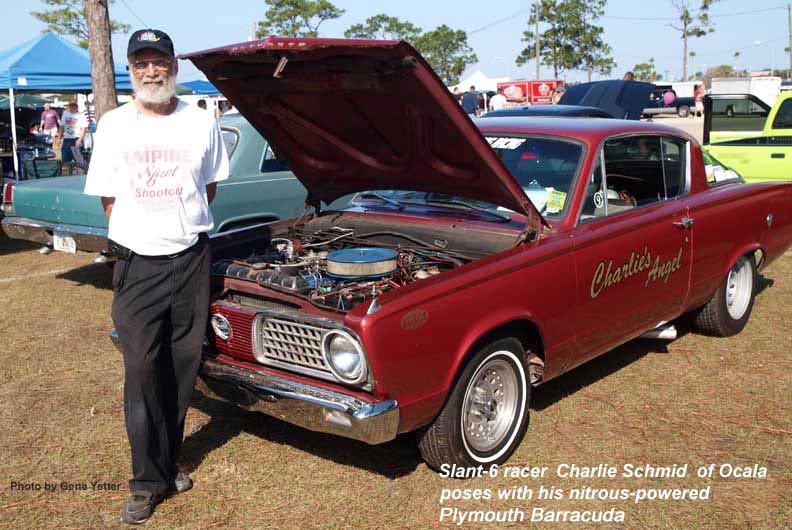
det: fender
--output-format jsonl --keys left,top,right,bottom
{"left": 723, "top": 242, "right": 762, "bottom": 278}
{"left": 442, "top": 306, "right": 546, "bottom": 395}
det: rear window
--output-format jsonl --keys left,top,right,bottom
{"left": 703, "top": 150, "right": 741, "bottom": 185}
{"left": 771, "top": 99, "right": 792, "bottom": 129}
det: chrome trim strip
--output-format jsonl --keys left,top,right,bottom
{"left": 195, "top": 356, "right": 399, "bottom": 445}
{"left": 2, "top": 217, "right": 108, "bottom": 252}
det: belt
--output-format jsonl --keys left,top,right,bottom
{"left": 108, "top": 233, "right": 207, "bottom": 260}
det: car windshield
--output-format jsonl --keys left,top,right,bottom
{"left": 352, "top": 136, "right": 584, "bottom": 220}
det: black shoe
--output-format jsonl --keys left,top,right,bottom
{"left": 168, "top": 471, "right": 193, "bottom": 495}
{"left": 120, "top": 491, "right": 160, "bottom": 525}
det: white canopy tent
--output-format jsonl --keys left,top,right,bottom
{"left": 449, "top": 70, "right": 512, "bottom": 93}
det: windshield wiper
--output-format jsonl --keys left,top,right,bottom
{"left": 420, "top": 198, "right": 511, "bottom": 221}
{"left": 356, "top": 192, "right": 405, "bottom": 210}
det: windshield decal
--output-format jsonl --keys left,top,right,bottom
{"left": 545, "top": 190, "right": 567, "bottom": 213}
{"left": 485, "top": 137, "right": 526, "bottom": 150}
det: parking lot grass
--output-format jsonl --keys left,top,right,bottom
{"left": 0, "top": 235, "right": 790, "bottom": 529}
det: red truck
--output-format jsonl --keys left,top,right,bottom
{"left": 127, "top": 39, "right": 792, "bottom": 471}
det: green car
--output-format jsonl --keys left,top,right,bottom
{"left": 702, "top": 92, "right": 792, "bottom": 183}
{"left": 2, "top": 114, "right": 317, "bottom": 254}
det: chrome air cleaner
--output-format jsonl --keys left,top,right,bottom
{"left": 326, "top": 248, "right": 398, "bottom": 279}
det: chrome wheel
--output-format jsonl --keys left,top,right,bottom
{"left": 461, "top": 356, "right": 520, "bottom": 453}
{"left": 726, "top": 258, "right": 753, "bottom": 320}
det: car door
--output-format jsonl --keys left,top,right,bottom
{"left": 571, "top": 135, "right": 693, "bottom": 364}
{"left": 704, "top": 95, "right": 770, "bottom": 144}
{"left": 705, "top": 96, "right": 792, "bottom": 182}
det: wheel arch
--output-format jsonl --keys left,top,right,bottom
{"left": 449, "top": 317, "right": 547, "bottom": 394}
{"left": 724, "top": 243, "right": 764, "bottom": 277}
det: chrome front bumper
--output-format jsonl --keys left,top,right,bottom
{"left": 2, "top": 217, "right": 108, "bottom": 252}
{"left": 110, "top": 329, "right": 399, "bottom": 445}
{"left": 196, "top": 357, "right": 399, "bottom": 445}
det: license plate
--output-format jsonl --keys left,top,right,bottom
{"left": 53, "top": 231, "right": 76, "bottom": 253}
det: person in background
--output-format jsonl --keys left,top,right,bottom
{"left": 83, "top": 102, "right": 97, "bottom": 151}
{"left": 197, "top": 99, "right": 207, "bottom": 110}
{"left": 551, "top": 85, "right": 565, "bottom": 105}
{"left": 489, "top": 87, "right": 507, "bottom": 112}
{"left": 694, "top": 85, "right": 706, "bottom": 118}
{"left": 623, "top": 71, "right": 635, "bottom": 81}
{"left": 58, "top": 100, "right": 87, "bottom": 163}
{"left": 39, "top": 103, "right": 60, "bottom": 138}
{"left": 460, "top": 85, "right": 478, "bottom": 118}
{"left": 452, "top": 86, "right": 462, "bottom": 104}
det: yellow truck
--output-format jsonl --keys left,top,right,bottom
{"left": 703, "top": 92, "right": 792, "bottom": 182}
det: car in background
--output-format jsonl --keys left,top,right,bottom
{"left": 2, "top": 113, "right": 325, "bottom": 254}
{"left": 642, "top": 88, "right": 696, "bottom": 118}
{"left": 702, "top": 92, "right": 792, "bottom": 183}
{"left": 485, "top": 80, "right": 654, "bottom": 120}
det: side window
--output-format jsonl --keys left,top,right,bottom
{"left": 603, "top": 136, "right": 664, "bottom": 208}
{"left": 711, "top": 97, "right": 769, "bottom": 133}
{"left": 771, "top": 99, "right": 792, "bottom": 129}
{"left": 580, "top": 135, "right": 685, "bottom": 222}
{"left": 260, "top": 145, "right": 289, "bottom": 173}
{"left": 220, "top": 128, "right": 239, "bottom": 158}
{"left": 660, "top": 137, "right": 686, "bottom": 198}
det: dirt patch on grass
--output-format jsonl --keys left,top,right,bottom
{"left": 0, "top": 246, "right": 790, "bottom": 529}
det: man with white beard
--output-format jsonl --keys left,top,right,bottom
{"left": 84, "top": 29, "right": 229, "bottom": 525}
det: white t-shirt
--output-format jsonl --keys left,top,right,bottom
{"left": 490, "top": 93, "right": 507, "bottom": 111}
{"left": 61, "top": 111, "right": 88, "bottom": 139}
{"left": 84, "top": 100, "right": 230, "bottom": 255}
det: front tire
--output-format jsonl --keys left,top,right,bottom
{"left": 418, "top": 338, "right": 530, "bottom": 471}
{"left": 677, "top": 105, "right": 690, "bottom": 118}
{"left": 692, "top": 255, "right": 756, "bottom": 336}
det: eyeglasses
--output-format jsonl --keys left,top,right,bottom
{"left": 127, "top": 59, "right": 172, "bottom": 73}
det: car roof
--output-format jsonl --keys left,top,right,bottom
{"left": 486, "top": 105, "right": 612, "bottom": 118}
{"left": 475, "top": 116, "right": 697, "bottom": 144}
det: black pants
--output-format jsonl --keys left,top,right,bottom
{"left": 111, "top": 235, "right": 210, "bottom": 496}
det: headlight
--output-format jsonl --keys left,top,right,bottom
{"left": 322, "top": 330, "right": 367, "bottom": 385}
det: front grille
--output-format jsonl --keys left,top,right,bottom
{"left": 253, "top": 315, "right": 335, "bottom": 379}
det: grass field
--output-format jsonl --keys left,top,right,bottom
{"left": 0, "top": 234, "right": 790, "bottom": 529}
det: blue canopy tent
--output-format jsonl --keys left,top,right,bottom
{"left": 0, "top": 32, "right": 132, "bottom": 175}
{"left": 180, "top": 80, "right": 220, "bottom": 95}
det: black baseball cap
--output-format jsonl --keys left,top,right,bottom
{"left": 127, "top": 29, "right": 175, "bottom": 58}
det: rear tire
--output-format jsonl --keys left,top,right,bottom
{"left": 677, "top": 105, "right": 690, "bottom": 118}
{"left": 418, "top": 338, "right": 530, "bottom": 471}
{"left": 692, "top": 255, "right": 756, "bottom": 336}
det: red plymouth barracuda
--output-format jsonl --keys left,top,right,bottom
{"left": 141, "top": 38, "right": 792, "bottom": 470}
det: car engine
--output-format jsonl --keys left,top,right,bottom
{"left": 211, "top": 225, "right": 468, "bottom": 311}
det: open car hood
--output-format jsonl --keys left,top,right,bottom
{"left": 559, "top": 80, "right": 655, "bottom": 120}
{"left": 182, "top": 38, "right": 544, "bottom": 230}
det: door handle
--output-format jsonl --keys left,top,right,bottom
{"left": 673, "top": 217, "right": 694, "bottom": 229}
{"left": 771, "top": 153, "right": 785, "bottom": 159}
